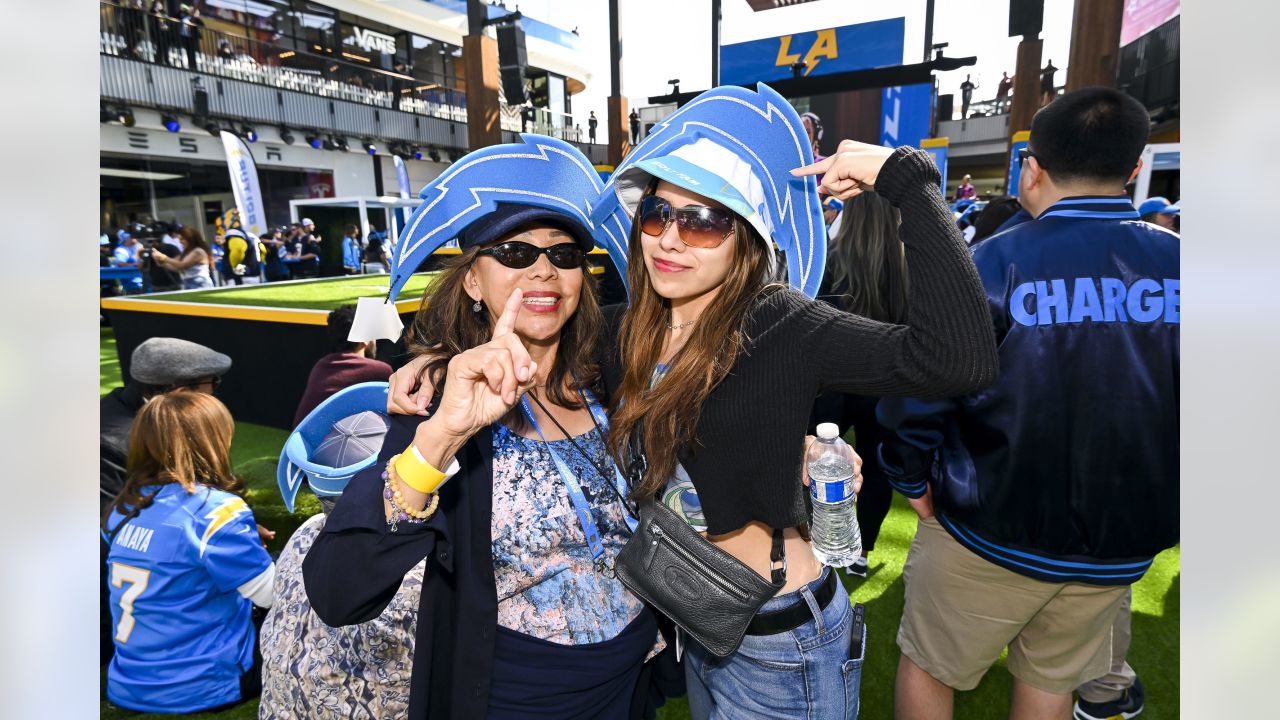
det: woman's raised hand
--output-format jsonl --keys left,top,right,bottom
{"left": 427, "top": 288, "right": 539, "bottom": 440}
{"left": 791, "top": 140, "right": 895, "bottom": 200}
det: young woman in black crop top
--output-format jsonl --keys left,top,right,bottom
{"left": 388, "top": 89, "right": 997, "bottom": 719}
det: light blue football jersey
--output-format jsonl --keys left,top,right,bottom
{"left": 104, "top": 484, "right": 272, "bottom": 713}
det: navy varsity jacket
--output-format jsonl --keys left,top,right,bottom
{"left": 877, "top": 196, "right": 1180, "bottom": 586}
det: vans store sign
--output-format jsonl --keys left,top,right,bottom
{"left": 346, "top": 26, "right": 396, "bottom": 55}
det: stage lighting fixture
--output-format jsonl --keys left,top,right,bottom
{"left": 363, "top": 139, "right": 377, "bottom": 155}
{"left": 413, "top": 147, "right": 423, "bottom": 160}
{"left": 279, "top": 127, "right": 295, "bottom": 145}
{"left": 428, "top": 147, "right": 441, "bottom": 163}
{"left": 205, "top": 120, "right": 221, "bottom": 136}
{"left": 117, "top": 107, "right": 135, "bottom": 127}
{"left": 447, "top": 150, "right": 461, "bottom": 162}
{"left": 332, "top": 135, "right": 349, "bottom": 151}
{"left": 161, "top": 114, "right": 181, "bottom": 133}
{"left": 306, "top": 133, "right": 322, "bottom": 149}
{"left": 101, "top": 106, "right": 114, "bottom": 123}
{"left": 242, "top": 124, "right": 258, "bottom": 143}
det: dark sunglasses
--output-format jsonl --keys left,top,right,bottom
{"left": 638, "top": 195, "right": 736, "bottom": 249}
{"left": 476, "top": 241, "right": 586, "bottom": 270}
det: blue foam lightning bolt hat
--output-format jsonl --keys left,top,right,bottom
{"left": 349, "top": 134, "right": 620, "bottom": 342}
{"left": 277, "top": 382, "right": 390, "bottom": 512}
{"left": 593, "top": 83, "right": 826, "bottom": 298}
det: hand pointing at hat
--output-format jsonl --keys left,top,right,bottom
{"left": 409, "top": 288, "right": 539, "bottom": 468}
{"left": 791, "top": 140, "right": 895, "bottom": 201}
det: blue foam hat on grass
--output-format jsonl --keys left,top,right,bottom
{"left": 592, "top": 83, "right": 826, "bottom": 298}
{"left": 277, "top": 382, "right": 390, "bottom": 512}
{"left": 348, "top": 134, "right": 622, "bottom": 342}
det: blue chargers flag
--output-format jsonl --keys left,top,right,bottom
{"left": 593, "top": 83, "right": 826, "bottom": 298}
{"left": 278, "top": 382, "right": 390, "bottom": 512}
{"left": 348, "top": 134, "right": 620, "bottom": 342}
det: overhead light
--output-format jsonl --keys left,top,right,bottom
{"left": 447, "top": 149, "right": 461, "bottom": 162}
{"left": 161, "top": 114, "right": 181, "bottom": 133}
{"left": 242, "top": 124, "right": 258, "bottom": 143}
{"left": 305, "top": 132, "right": 322, "bottom": 149}
{"left": 428, "top": 147, "right": 441, "bottom": 163}
{"left": 363, "top": 139, "right": 377, "bottom": 155}
{"left": 117, "top": 107, "right": 135, "bottom": 127}
{"left": 279, "top": 50, "right": 296, "bottom": 59}
{"left": 279, "top": 127, "right": 295, "bottom": 145}
{"left": 413, "top": 147, "right": 423, "bottom": 160}
{"left": 332, "top": 135, "right": 349, "bottom": 151}
{"left": 100, "top": 106, "right": 114, "bottom": 123}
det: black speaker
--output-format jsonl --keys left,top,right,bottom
{"left": 496, "top": 23, "right": 528, "bottom": 104}
{"left": 937, "top": 94, "right": 954, "bottom": 122}
{"left": 1008, "top": 0, "right": 1044, "bottom": 38}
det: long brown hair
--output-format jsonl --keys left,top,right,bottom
{"left": 608, "top": 193, "right": 776, "bottom": 498}
{"left": 178, "top": 226, "right": 212, "bottom": 260}
{"left": 406, "top": 235, "right": 604, "bottom": 417}
{"left": 825, "top": 191, "right": 908, "bottom": 323}
{"left": 103, "top": 392, "right": 241, "bottom": 532}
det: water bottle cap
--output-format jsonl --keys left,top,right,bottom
{"left": 816, "top": 422, "right": 839, "bottom": 440}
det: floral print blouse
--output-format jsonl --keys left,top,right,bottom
{"left": 490, "top": 423, "right": 646, "bottom": 644}
{"left": 259, "top": 513, "right": 422, "bottom": 720}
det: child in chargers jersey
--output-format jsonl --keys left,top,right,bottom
{"left": 102, "top": 392, "right": 275, "bottom": 714}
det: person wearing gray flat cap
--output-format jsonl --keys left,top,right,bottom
{"left": 99, "top": 337, "right": 234, "bottom": 665}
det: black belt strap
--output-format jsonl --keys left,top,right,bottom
{"left": 746, "top": 569, "right": 840, "bottom": 636}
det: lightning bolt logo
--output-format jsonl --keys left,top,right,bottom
{"left": 199, "top": 497, "right": 250, "bottom": 557}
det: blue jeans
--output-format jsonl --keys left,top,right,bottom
{"left": 685, "top": 567, "right": 865, "bottom": 719}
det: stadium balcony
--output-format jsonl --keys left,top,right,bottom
{"left": 98, "top": 2, "right": 604, "bottom": 162}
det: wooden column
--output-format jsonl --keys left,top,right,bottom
{"left": 1066, "top": 0, "right": 1125, "bottom": 91}
{"left": 463, "top": 34, "right": 502, "bottom": 150}
{"left": 607, "top": 96, "right": 631, "bottom": 166}
{"left": 1009, "top": 37, "right": 1043, "bottom": 136}
{"left": 1005, "top": 36, "right": 1043, "bottom": 188}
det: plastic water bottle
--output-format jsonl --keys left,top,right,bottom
{"left": 807, "top": 423, "right": 862, "bottom": 568}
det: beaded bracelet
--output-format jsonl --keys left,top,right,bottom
{"left": 383, "top": 455, "right": 439, "bottom": 532}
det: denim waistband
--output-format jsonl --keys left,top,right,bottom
{"left": 758, "top": 566, "right": 832, "bottom": 614}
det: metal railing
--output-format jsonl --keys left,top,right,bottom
{"left": 99, "top": 2, "right": 468, "bottom": 122}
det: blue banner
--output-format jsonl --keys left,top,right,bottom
{"left": 1007, "top": 131, "right": 1030, "bottom": 196}
{"left": 880, "top": 83, "right": 933, "bottom": 150}
{"left": 921, "top": 137, "right": 949, "bottom": 196}
{"left": 721, "top": 18, "right": 905, "bottom": 85}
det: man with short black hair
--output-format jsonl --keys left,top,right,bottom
{"left": 881, "top": 87, "right": 1178, "bottom": 720}
{"left": 292, "top": 304, "right": 393, "bottom": 426}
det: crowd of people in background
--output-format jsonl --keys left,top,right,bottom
{"left": 100, "top": 216, "right": 395, "bottom": 296}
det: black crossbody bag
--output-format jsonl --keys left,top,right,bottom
{"left": 528, "top": 398, "right": 786, "bottom": 658}
{"left": 612, "top": 425, "right": 787, "bottom": 658}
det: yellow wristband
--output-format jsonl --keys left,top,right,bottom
{"left": 394, "top": 445, "right": 449, "bottom": 494}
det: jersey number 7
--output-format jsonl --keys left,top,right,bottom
{"left": 111, "top": 562, "right": 150, "bottom": 644}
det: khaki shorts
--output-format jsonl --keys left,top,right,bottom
{"left": 897, "top": 516, "right": 1128, "bottom": 694}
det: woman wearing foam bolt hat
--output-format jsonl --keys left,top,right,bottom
{"left": 597, "top": 84, "right": 998, "bottom": 718}
{"left": 303, "top": 136, "right": 670, "bottom": 719}
{"left": 383, "top": 86, "right": 999, "bottom": 717}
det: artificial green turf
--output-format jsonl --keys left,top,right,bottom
{"left": 123, "top": 272, "right": 441, "bottom": 311}
{"left": 99, "top": 329, "right": 1179, "bottom": 719}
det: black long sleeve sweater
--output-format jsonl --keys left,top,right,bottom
{"left": 602, "top": 147, "right": 999, "bottom": 535}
